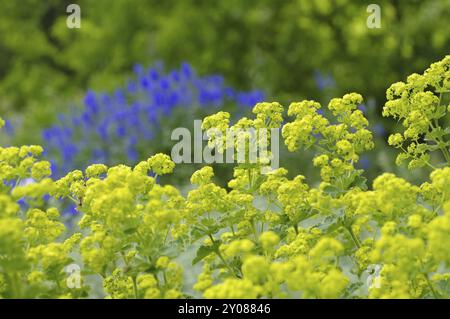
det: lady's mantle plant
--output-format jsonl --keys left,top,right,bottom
{"left": 0, "top": 56, "right": 449, "bottom": 298}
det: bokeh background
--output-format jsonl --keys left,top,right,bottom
{"left": 1, "top": 0, "right": 449, "bottom": 191}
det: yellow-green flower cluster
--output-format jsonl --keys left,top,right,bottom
{"left": 383, "top": 55, "right": 450, "bottom": 168}
{"left": 0, "top": 123, "right": 85, "bottom": 298}
{"left": 0, "top": 145, "right": 50, "bottom": 181}
{"left": 202, "top": 103, "right": 282, "bottom": 166}
{"left": 202, "top": 111, "right": 230, "bottom": 152}
{"left": 283, "top": 94, "right": 373, "bottom": 186}
{"left": 252, "top": 102, "right": 284, "bottom": 128}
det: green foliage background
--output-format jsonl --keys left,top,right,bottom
{"left": 1, "top": 0, "right": 449, "bottom": 120}
{"left": 0, "top": 0, "right": 448, "bottom": 185}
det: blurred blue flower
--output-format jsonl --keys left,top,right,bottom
{"left": 358, "top": 156, "right": 370, "bottom": 170}
{"left": 317, "top": 109, "right": 325, "bottom": 115}
{"left": 17, "top": 198, "right": 28, "bottom": 211}
{"left": 43, "top": 63, "right": 265, "bottom": 177}
{"left": 3, "top": 120, "right": 14, "bottom": 136}
{"left": 373, "top": 124, "right": 386, "bottom": 137}
{"left": 314, "top": 70, "right": 336, "bottom": 91}
{"left": 64, "top": 204, "right": 79, "bottom": 216}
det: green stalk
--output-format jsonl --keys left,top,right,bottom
{"left": 208, "top": 234, "right": 240, "bottom": 278}
{"left": 424, "top": 274, "right": 440, "bottom": 299}
{"left": 345, "top": 225, "right": 361, "bottom": 249}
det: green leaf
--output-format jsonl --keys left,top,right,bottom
{"left": 190, "top": 227, "right": 205, "bottom": 241}
{"left": 316, "top": 210, "right": 344, "bottom": 234}
{"left": 192, "top": 240, "right": 221, "bottom": 265}
{"left": 123, "top": 227, "right": 138, "bottom": 235}
{"left": 323, "top": 185, "right": 341, "bottom": 197}
{"left": 352, "top": 174, "right": 368, "bottom": 191}
{"left": 444, "top": 127, "right": 450, "bottom": 135}
{"left": 200, "top": 218, "right": 221, "bottom": 235}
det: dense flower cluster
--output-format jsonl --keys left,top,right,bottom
{"left": 383, "top": 55, "right": 450, "bottom": 169}
{"left": 43, "top": 63, "right": 264, "bottom": 177}
{"left": 0, "top": 57, "right": 449, "bottom": 299}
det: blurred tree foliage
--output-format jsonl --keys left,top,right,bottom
{"left": 0, "top": 0, "right": 449, "bottom": 122}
